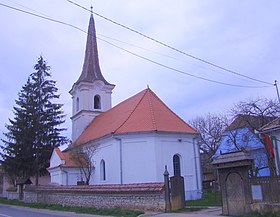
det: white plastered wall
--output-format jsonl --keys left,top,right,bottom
{"left": 90, "top": 132, "right": 202, "bottom": 200}
{"left": 49, "top": 150, "right": 63, "bottom": 168}
{"left": 70, "top": 81, "right": 114, "bottom": 142}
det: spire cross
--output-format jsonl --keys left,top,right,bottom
{"left": 90, "top": 5, "right": 93, "bottom": 14}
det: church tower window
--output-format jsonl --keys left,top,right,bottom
{"left": 100, "top": 159, "right": 106, "bottom": 181}
{"left": 173, "top": 154, "right": 181, "bottom": 176}
{"left": 94, "top": 95, "right": 101, "bottom": 109}
{"left": 76, "top": 97, "right": 80, "bottom": 112}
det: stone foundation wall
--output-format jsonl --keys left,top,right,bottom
{"left": 251, "top": 203, "right": 280, "bottom": 213}
{"left": 7, "top": 191, "right": 19, "bottom": 200}
{"left": 24, "top": 183, "right": 165, "bottom": 211}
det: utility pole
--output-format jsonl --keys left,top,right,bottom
{"left": 274, "top": 80, "right": 280, "bottom": 103}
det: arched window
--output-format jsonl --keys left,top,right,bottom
{"left": 94, "top": 95, "right": 101, "bottom": 109}
{"left": 100, "top": 159, "right": 106, "bottom": 181}
{"left": 76, "top": 97, "right": 80, "bottom": 112}
{"left": 173, "top": 154, "right": 181, "bottom": 176}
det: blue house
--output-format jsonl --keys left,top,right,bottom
{"left": 214, "top": 115, "right": 276, "bottom": 176}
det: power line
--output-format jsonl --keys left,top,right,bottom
{"left": 0, "top": 2, "right": 87, "bottom": 34}
{"left": 0, "top": 2, "right": 272, "bottom": 88}
{"left": 274, "top": 80, "right": 280, "bottom": 103}
{"left": 6, "top": 0, "right": 51, "bottom": 18}
{"left": 98, "top": 33, "right": 255, "bottom": 83}
{"left": 99, "top": 38, "right": 271, "bottom": 88}
{"left": 65, "top": 0, "right": 274, "bottom": 87}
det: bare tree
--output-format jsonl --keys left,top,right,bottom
{"left": 221, "top": 125, "right": 270, "bottom": 176}
{"left": 190, "top": 113, "right": 229, "bottom": 157}
{"left": 252, "top": 150, "right": 272, "bottom": 176}
{"left": 230, "top": 98, "right": 280, "bottom": 126}
{"left": 71, "top": 145, "right": 98, "bottom": 185}
{"left": 191, "top": 98, "right": 279, "bottom": 176}
{"left": 228, "top": 97, "right": 280, "bottom": 176}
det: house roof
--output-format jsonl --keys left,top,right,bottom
{"left": 259, "top": 117, "right": 280, "bottom": 132}
{"left": 50, "top": 148, "right": 80, "bottom": 169}
{"left": 74, "top": 14, "right": 113, "bottom": 86}
{"left": 16, "top": 178, "right": 32, "bottom": 185}
{"left": 226, "top": 114, "right": 276, "bottom": 132}
{"left": 71, "top": 88, "right": 198, "bottom": 147}
{"left": 212, "top": 151, "right": 253, "bottom": 166}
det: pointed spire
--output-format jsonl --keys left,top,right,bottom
{"left": 76, "top": 13, "right": 111, "bottom": 85}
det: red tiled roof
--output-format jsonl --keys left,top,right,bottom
{"left": 54, "top": 147, "right": 65, "bottom": 160}
{"left": 72, "top": 88, "right": 197, "bottom": 147}
{"left": 49, "top": 148, "right": 80, "bottom": 169}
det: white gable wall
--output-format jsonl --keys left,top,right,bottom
{"left": 49, "top": 150, "right": 63, "bottom": 168}
{"left": 49, "top": 149, "right": 85, "bottom": 185}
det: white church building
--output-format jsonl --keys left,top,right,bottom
{"left": 48, "top": 13, "right": 202, "bottom": 200}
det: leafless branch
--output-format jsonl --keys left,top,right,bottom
{"left": 70, "top": 144, "right": 99, "bottom": 185}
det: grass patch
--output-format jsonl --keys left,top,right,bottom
{"left": 185, "top": 190, "right": 222, "bottom": 207}
{"left": 243, "top": 212, "right": 280, "bottom": 217}
{"left": 0, "top": 198, "right": 143, "bottom": 217}
{"left": 171, "top": 207, "right": 203, "bottom": 213}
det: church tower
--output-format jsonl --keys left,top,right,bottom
{"left": 70, "top": 13, "right": 115, "bottom": 142}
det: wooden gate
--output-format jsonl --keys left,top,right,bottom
{"left": 226, "top": 172, "right": 245, "bottom": 216}
{"left": 170, "top": 176, "right": 185, "bottom": 210}
{"left": 212, "top": 151, "right": 253, "bottom": 216}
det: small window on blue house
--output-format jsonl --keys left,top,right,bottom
{"left": 173, "top": 154, "right": 181, "bottom": 176}
{"left": 94, "top": 95, "right": 101, "bottom": 109}
{"left": 100, "top": 159, "right": 106, "bottom": 181}
{"left": 242, "top": 134, "right": 249, "bottom": 142}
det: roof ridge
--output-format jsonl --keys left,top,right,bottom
{"left": 114, "top": 89, "right": 148, "bottom": 133}
{"left": 148, "top": 89, "right": 198, "bottom": 133}
{"left": 147, "top": 88, "right": 157, "bottom": 130}
{"left": 71, "top": 88, "right": 198, "bottom": 147}
{"left": 55, "top": 148, "right": 67, "bottom": 161}
{"left": 260, "top": 117, "right": 280, "bottom": 131}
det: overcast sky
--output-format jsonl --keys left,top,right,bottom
{"left": 0, "top": 0, "right": 279, "bottom": 143}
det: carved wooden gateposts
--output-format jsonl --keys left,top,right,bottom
{"left": 170, "top": 175, "right": 185, "bottom": 210}
{"left": 164, "top": 166, "right": 185, "bottom": 211}
{"left": 212, "top": 151, "right": 253, "bottom": 216}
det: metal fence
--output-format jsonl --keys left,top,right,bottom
{"left": 250, "top": 176, "right": 280, "bottom": 203}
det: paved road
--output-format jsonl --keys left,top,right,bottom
{"left": 0, "top": 204, "right": 222, "bottom": 217}
{"left": 140, "top": 207, "right": 222, "bottom": 217}
{"left": 0, "top": 204, "right": 112, "bottom": 217}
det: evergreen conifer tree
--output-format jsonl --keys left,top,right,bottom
{"left": 1, "top": 56, "right": 68, "bottom": 184}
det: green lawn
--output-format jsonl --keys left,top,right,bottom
{"left": 0, "top": 198, "right": 144, "bottom": 217}
{"left": 185, "top": 190, "right": 222, "bottom": 207}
